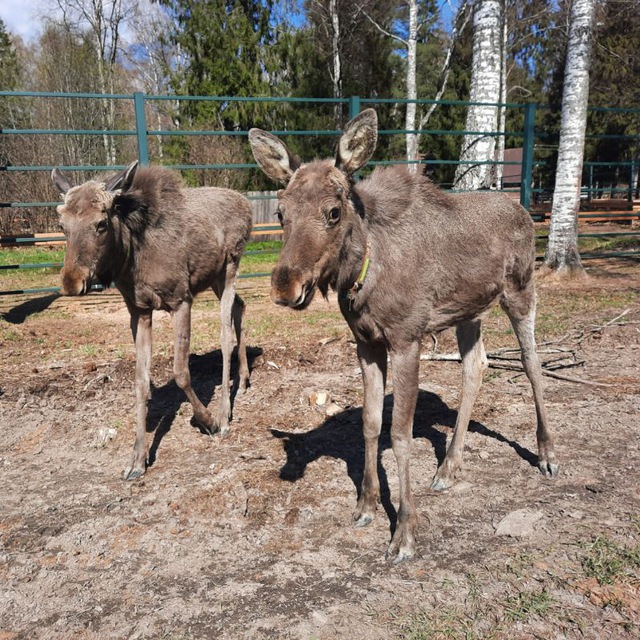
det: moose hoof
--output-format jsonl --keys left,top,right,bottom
{"left": 386, "top": 532, "right": 416, "bottom": 565}
{"left": 353, "top": 512, "right": 374, "bottom": 528}
{"left": 123, "top": 466, "right": 145, "bottom": 481}
{"left": 429, "top": 474, "right": 454, "bottom": 492}
{"left": 388, "top": 548, "right": 414, "bottom": 566}
{"left": 539, "top": 460, "right": 559, "bottom": 478}
{"left": 191, "top": 415, "right": 219, "bottom": 436}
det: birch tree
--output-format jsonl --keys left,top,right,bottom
{"left": 365, "top": 1, "right": 470, "bottom": 173}
{"left": 453, "top": 0, "right": 502, "bottom": 190}
{"left": 544, "top": 0, "right": 596, "bottom": 274}
{"left": 404, "top": 0, "right": 418, "bottom": 169}
{"left": 306, "top": 0, "right": 368, "bottom": 125}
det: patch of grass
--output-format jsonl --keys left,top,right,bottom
{"left": 400, "top": 609, "right": 480, "bottom": 640}
{"left": 2, "top": 328, "right": 20, "bottom": 341}
{"left": 534, "top": 289, "right": 639, "bottom": 339}
{"left": 582, "top": 535, "right": 640, "bottom": 586}
{"left": 504, "top": 588, "right": 552, "bottom": 622}
{"left": 534, "top": 226, "right": 640, "bottom": 256}
{"left": 241, "top": 240, "right": 281, "bottom": 274}
{"left": 0, "top": 245, "right": 65, "bottom": 266}
{"left": 79, "top": 344, "right": 98, "bottom": 357}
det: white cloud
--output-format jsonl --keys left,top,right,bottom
{"left": 0, "top": 0, "right": 43, "bottom": 42}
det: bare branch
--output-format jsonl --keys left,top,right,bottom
{"left": 419, "top": 2, "right": 471, "bottom": 129}
{"left": 362, "top": 10, "right": 408, "bottom": 46}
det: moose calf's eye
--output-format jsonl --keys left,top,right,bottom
{"left": 327, "top": 207, "right": 341, "bottom": 225}
{"left": 275, "top": 208, "right": 284, "bottom": 226}
{"left": 96, "top": 220, "right": 108, "bottom": 234}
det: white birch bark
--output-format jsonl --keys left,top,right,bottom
{"left": 494, "top": 4, "right": 507, "bottom": 189}
{"left": 544, "top": 0, "right": 596, "bottom": 273}
{"left": 329, "top": 0, "right": 343, "bottom": 124}
{"left": 405, "top": 0, "right": 419, "bottom": 173}
{"left": 453, "top": 0, "right": 502, "bottom": 191}
{"left": 364, "top": 2, "right": 470, "bottom": 172}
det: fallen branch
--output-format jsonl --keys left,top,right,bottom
{"left": 420, "top": 308, "right": 637, "bottom": 387}
{"left": 420, "top": 353, "right": 610, "bottom": 387}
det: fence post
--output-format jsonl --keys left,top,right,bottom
{"left": 133, "top": 92, "right": 150, "bottom": 166}
{"left": 520, "top": 102, "right": 536, "bottom": 211}
{"left": 348, "top": 95, "right": 361, "bottom": 120}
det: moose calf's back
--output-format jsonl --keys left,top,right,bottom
{"left": 354, "top": 169, "right": 536, "bottom": 336}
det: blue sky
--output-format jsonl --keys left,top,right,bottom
{"left": 0, "top": 0, "right": 42, "bottom": 42}
{"left": 1, "top": 0, "right": 459, "bottom": 46}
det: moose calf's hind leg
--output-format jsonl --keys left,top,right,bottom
{"left": 215, "top": 280, "right": 238, "bottom": 435}
{"left": 173, "top": 303, "right": 217, "bottom": 435}
{"left": 503, "top": 303, "right": 558, "bottom": 478}
{"left": 233, "top": 293, "right": 250, "bottom": 393}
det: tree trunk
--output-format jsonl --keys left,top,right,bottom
{"left": 453, "top": 0, "right": 502, "bottom": 191}
{"left": 495, "top": 4, "right": 507, "bottom": 190}
{"left": 544, "top": 0, "right": 596, "bottom": 274}
{"left": 329, "top": 0, "right": 343, "bottom": 125}
{"left": 405, "top": 0, "right": 419, "bottom": 173}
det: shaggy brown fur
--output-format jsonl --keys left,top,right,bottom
{"left": 52, "top": 162, "right": 253, "bottom": 479}
{"left": 249, "top": 109, "right": 557, "bottom": 564}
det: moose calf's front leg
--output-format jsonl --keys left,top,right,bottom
{"left": 124, "top": 312, "right": 153, "bottom": 480}
{"left": 431, "top": 319, "right": 486, "bottom": 491}
{"left": 386, "top": 342, "right": 420, "bottom": 564}
{"left": 353, "top": 341, "right": 387, "bottom": 527}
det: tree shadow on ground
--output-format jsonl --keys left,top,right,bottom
{"left": 146, "top": 346, "right": 263, "bottom": 467}
{"left": 271, "top": 389, "right": 539, "bottom": 534}
{"left": 1, "top": 293, "right": 61, "bottom": 324}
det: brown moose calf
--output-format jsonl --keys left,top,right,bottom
{"left": 52, "top": 162, "right": 252, "bottom": 480}
{"left": 249, "top": 109, "right": 558, "bottom": 563}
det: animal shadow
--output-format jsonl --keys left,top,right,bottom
{"left": 1, "top": 293, "right": 61, "bottom": 324}
{"left": 147, "top": 345, "right": 263, "bottom": 467}
{"left": 271, "top": 388, "right": 539, "bottom": 531}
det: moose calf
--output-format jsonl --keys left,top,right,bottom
{"left": 249, "top": 109, "right": 557, "bottom": 563}
{"left": 52, "top": 162, "right": 252, "bottom": 479}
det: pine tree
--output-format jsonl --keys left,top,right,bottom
{"left": 0, "top": 18, "right": 19, "bottom": 91}
{"left": 159, "top": 0, "right": 275, "bottom": 130}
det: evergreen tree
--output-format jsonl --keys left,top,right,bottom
{"left": 159, "top": 0, "right": 276, "bottom": 130}
{"left": 0, "top": 18, "right": 20, "bottom": 91}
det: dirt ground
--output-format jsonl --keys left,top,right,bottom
{"left": 1, "top": 261, "right": 639, "bottom": 640}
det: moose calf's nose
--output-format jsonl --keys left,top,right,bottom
{"left": 61, "top": 268, "right": 86, "bottom": 296}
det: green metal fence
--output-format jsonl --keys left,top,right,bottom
{"left": 1, "top": 91, "right": 639, "bottom": 298}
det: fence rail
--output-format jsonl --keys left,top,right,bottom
{"left": 1, "top": 91, "right": 639, "bottom": 298}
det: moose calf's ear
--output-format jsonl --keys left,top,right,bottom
{"left": 51, "top": 168, "right": 72, "bottom": 197}
{"left": 248, "top": 129, "right": 300, "bottom": 185}
{"left": 336, "top": 108, "right": 378, "bottom": 176}
{"left": 104, "top": 160, "right": 139, "bottom": 194}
